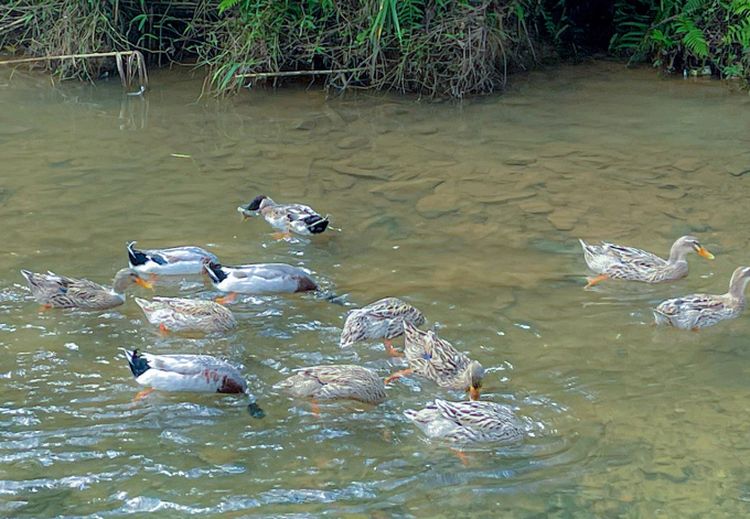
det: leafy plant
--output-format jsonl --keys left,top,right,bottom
{"left": 610, "top": 0, "right": 750, "bottom": 83}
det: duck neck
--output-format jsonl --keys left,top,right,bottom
{"left": 667, "top": 246, "right": 688, "bottom": 265}
{"left": 729, "top": 275, "right": 750, "bottom": 302}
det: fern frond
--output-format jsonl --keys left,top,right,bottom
{"left": 218, "top": 0, "right": 243, "bottom": 15}
{"left": 675, "top": 17, "right": 709, "bottom": 58}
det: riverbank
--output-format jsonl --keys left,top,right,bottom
{"left": 1, "top": 1, "right": 748, "bottom": 97}
{"left": 0, "top": 0, "right": 572, "bottom": 97}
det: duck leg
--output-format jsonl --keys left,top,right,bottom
{"left": 584, "top": 274, "right": 609, "bottom": 289}
{"left": 383, "top": 338, "right": 403, "bottom": 357}
{"left": 148, "top": 274, "right": 158, "bottom": 284}
{"left": 159, "top": 323, "right": 169, "bottom": 335}
{"left": 134, "top": 387, "right": 155, "bottom": 401}
{"left": 310, "top": 399, "right": 321, "bottom": 417}
{"left": 384, "top": 369, "right": 413, "bottom": 385}
{"left": 215, "top": 292, "right": 238, "bottom": 305}
{"left": 38, "top": 304, "right": 53, "bottom": 312}
{"left": 272, "top": 231, "right": 293, "bottom": 241}
{"left": 450, "top": 448, "right": 470, "bottom": 466}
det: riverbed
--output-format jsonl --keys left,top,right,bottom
{"left": 1, "top": 61, "right": 750, "bottom": 516}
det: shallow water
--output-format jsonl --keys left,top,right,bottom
{"left": 2, "top": 61, "right": 750, "bottom": 516}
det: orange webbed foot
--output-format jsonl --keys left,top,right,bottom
{"left": 215, "top": 292, "right": 238, "bottom": 305}
{"left": 383, "top": 339, "right": 403, "bottom": 357}
{"left": 134, "top": 387, "right": 155, "bottom": 401}
{"left": 584, "top": 274, "right": 609, "bottom": 289}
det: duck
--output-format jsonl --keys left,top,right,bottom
{"left": 135, "top": 296, "right": 237, "bottom": 334}
{"left": 121, "top": 348, "right": 264, "bottom": 417}
{"left": 20, "top": 268, "right": 152, "bottom": 310}
{"left": 340, "top": 297, "right": 426, "bottom": 356}
{"left": 203, "top": 260, "right": 318, "bottom": 304}
{"left": 275, "top": 364, "right": 387, "bottom": 406}
{"left": 653, "top": 266, "right": 750, "bottom": 330}
{"left": 127, "top": 241, "right": 218, "bottom": 276}
{"left": 385, "top": 322, "right": 485, "bottom": 400}
{"left": 237, "top": 195, "right": 329, "bottom": 239}
{"left": 579, "top": 235, "right": 714, "bottom": 288}
{"left": 404, "top": 399, "right": 525, "bottom": 444}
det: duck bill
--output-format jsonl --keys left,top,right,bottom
{"left": 697, "top": 246, "right": 715, "bottom": 260}
{"left": 469, "top": 386, "right": 481, "bottom": 401}
{"left": 135, "top": 277, "right": 154, "bottom": 290}
{"left": 237, "top": 206, "right": 254, "bottom": 221}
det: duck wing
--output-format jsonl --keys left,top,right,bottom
{"left": 433, "top": 399, "right": 520, "bottom": 438}
{"left": 141, "top": 353, "right": 230, "bottom": 376}
{"left": 599, "top": 242, "right": 667, "bottom": 268}
{"left": 656, "top": 294, "right": 727, "bottom": 316}
{"left": 158, "top": 246, "right": 217, "bottom": 264}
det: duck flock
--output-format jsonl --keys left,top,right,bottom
{"left": 19, "top": 193, "right": 750, "bottom": 447}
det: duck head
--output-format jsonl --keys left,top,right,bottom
{"left": 112, "top": 268, "right": 153, "bottom": 293}
{"left": 669, "top": 235, "right": 714, "bottom": 263}
{"left": 465, "top": 360, "right": 485, "bottom": 401}
{"left": 237, "top": 195, "right": 272, "bottom": 220}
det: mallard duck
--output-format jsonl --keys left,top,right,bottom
{"left": 385, "top": 322, "right": 485, "bottom": 400}
{"left": 579, "top": 235, "right": 714, "bottom": 287}
{"left": 20, "top": 268, "right": 152, "bottom": 310}
{"left": 135, "top": 296, "right": 236, "bottom": 334}
{"left": 121, "top": 348, "right": 264, "bottom": 417}
{"left": 654, "top": 266, "right": 750, "bottom": 330}
{"left": 237, "top": 195, "right": 329, "bottom": 238}
{"left": 404, "top": 399, "right": 524, "bottom": 444}
{"left": 203, "top": 261, "right": 317, "bottom": 303}
{"left": 340, "top": 297, "right": 426, "bottom": 356}
{"left": 127, "top": 241, "right": 218, "bottom": 276}
{"left": 275, "top": 364, "right": 386, "bottom": 405}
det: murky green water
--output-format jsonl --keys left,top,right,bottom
{"left": 2, "top": 61, "right": 750, "bottom": 516}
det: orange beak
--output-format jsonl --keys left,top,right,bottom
{"left": 134, "top": 277, "right": 154, "bottom": 290}
{"left": 469, "top": 386, "right": 481, "bottom": 401}
{"left": 697, "top": 246, "right": 714, "bottom": 260}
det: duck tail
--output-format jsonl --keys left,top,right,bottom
{"left": 245, "top": 391, "right": 265, "bottom": 419}
{"left": 303, "top": 214, "right": 329, "bottom": 234}
{"left": 133, "top": 297, "right": 151, "bottom": 312}
{"left": 20, "top": 269, "right": 34, "bottom": 284}
{"left": 313, "top": 286, "right": 349, "bottom": 306}
{"left": 121, "top": 348, "right": 150, "bottom": 378}
{"left": 127, "top": 241, "right": 148, "bottom": 267}
{"left": 203, "top": 261, "right": 226, "bottom": 284}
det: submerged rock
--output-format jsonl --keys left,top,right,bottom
{"left": 370, "top": 178, "right": 443, "bottom": 202}
{"left": 336, "top": 136, "right": 369, "bottom": 150}
{"left": 547, "top": 209, "right": 579, "bottom": 231}
{"left": 503, "top": 155, "right": 537, "bottom": 166}
{"left": 519, "top": 199, "right": 554, "bottom": 215}
{"left": 416, "top": 192, "right": 460, "bottom": 218}
{"left": 331, "top": 161, "right": 391, "bottom": 180}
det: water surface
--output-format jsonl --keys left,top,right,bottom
{"left": 2, "top": 61, "right": 750, "bottom": 516}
